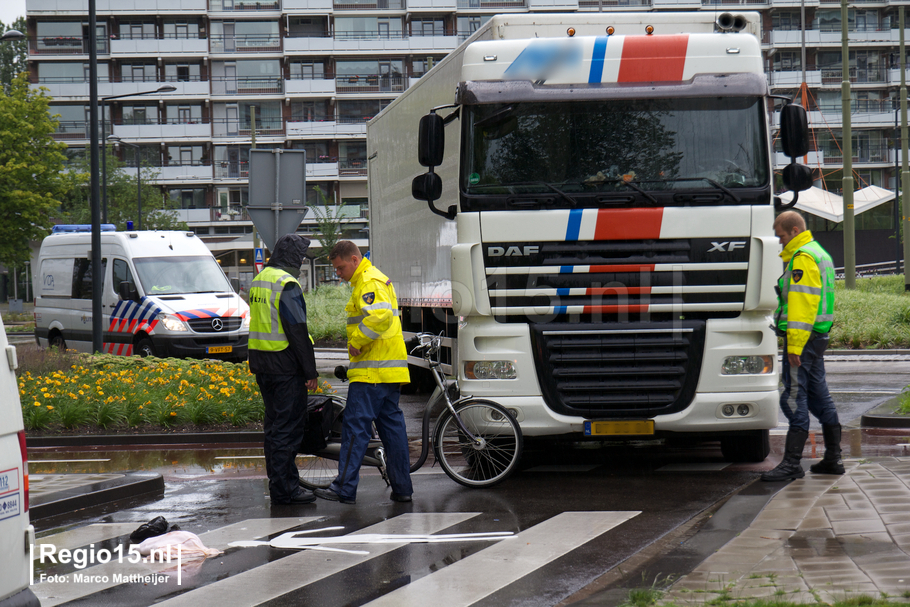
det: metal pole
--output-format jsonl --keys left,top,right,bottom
{"left": 251, "top": 106, "right": 260, "bottom": 266}
{"left": 801, "top": 0, "right": 807, "bottom": 86}
{"left": 841, "top": 0, "right": 856, "bottom": 289}
{"left": 903, "top": 7, "right": 910, "bottom": 290}
{"left": 274, "top": 149, "right": 281, "bottom": 245}
{"left": 101, "top": 101, "right": 107, "bottom": 223}
{"left": 136, "top": 148, "right": 142, "bottom": 230}
{"left": 897, "top": 103, "right": 902, "bottom": 273}
{"left": 89, "top": 0, "right": 103, "bottom": 353}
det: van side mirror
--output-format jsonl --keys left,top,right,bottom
{"left": 418, "top": 113, "right": 445, "bottom": 167}
{"left": 780, "top": 104, "right": 810, "bottom": 158}
{"left": 118, "top": 281, "right": 139, "bottom": 302}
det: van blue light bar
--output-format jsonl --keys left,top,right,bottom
{"left": 52, "top": 224, "right": 118, "bottom": 233}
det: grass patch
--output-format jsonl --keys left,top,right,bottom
{"left": 830, "top": 274, "right": 910, "bottom": 350}
{"left": 16, "top": 346, "right": 335, "bottom": 434}
{"left": 306, "top": 283, "right": 351, "bottom": 342}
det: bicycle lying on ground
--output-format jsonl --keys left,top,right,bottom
{"left": 298, "top": 333, "right": 523, "bottom": 489}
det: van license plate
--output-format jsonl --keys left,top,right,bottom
{"left": 207, "top": 346, "right": 232, "bottom": 354}
{"left": 584, "top": 420, "right": 654, "bottom": 436}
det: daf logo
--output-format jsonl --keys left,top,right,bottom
{"left": 488, "top": 245, "right": 540, "bottom": 257}
{"left": 212, "top": 318, "right": 224, "bottom": 331}
{"left": 708, "top": 241, "right": 746, "bottom": 253}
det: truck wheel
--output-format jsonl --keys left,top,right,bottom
{"left": 136, "top": 338, "right": 156, "bottom": 358}
{"left": 721, "top": 430, "right": 770, "bottom": 463}
{"left": 49, "top": 333, "right": 66, "bottom": 351}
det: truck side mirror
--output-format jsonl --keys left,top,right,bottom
{"left": 418, "top": 113, "right": 445, "bottom": 167}
{"left": 782, "top": 163, "right": 813, "bottom": 192}
{"left": 412, "top": 172, "right": 442, "bottom": 201}
{"left": 780, "top": 104, "right": 810, "bottom": 158}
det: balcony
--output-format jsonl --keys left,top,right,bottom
{"left": 407, "top": 34, "right": 460, "bottom": 53}
{"left": 212, "top": 118, "right": 285, "bottom": 137}
{"left": 339, "top": 158, "right": 367, "bottom": 177}
{"left": 307, "top": 162, "right": 340, "bottom": 179}
{"left": 701, "top": 0, "right": 768, "bottom": 5}
{"left": 333, "top": 0, "right": 405, "bottom": 9}
{"left": 287, "top": 119, "right": 338, "bottom": 137}
{"left": 53, "top": 121, "right": 90, "bottom": 141}
{"left": 208, "top": 0, "right": 281, "bottom": 10}
{"left": 26, "top": 0, "right": 207, "bottom": 14}
{"left": 210, "top": 35, "right": 282, "bottom": 54}
{"left": 821, "top": 67, "right": 887, "bottom": 86}
{"left": 111, "top": 120, "right": 212, "bottom": 141}
{"left": 174, "top": 208, "right": 215, "bottom": 223}
{"left": 774, "top": 151, "right": 823, "bottom": 166}
{"left": 335, "top": 74, "right": 405, "bottom": 94}
{"left": 817, "top": 143, "right": 891, "bottom": 165}
{"left": 407, "top": 0, "right": 457, "bottom": 8}
{"left": 30, "top": 36, "right": 108, "bottom": 56}
{"left": 284, "top": 77, "right": 336, "bottom": 95}
{"left": 155, "top": 164, "right": 215, "bottom": 181}
{"left": 580, "top": 0, "right": 650, "bottom": 7}
{"left": 283, "top": 35, "right": 336, "bottom": 53}
{"left": 215, "top": 161, "right": 249, "bottom": 179}
{"left": 110, "top": 36, "right": 208, "bottom": 56}
{"left": 455, "top": 0, "right": 527, "bottom": 7}
{"left": 768, "top": 69, "right": 822, "bottom": 88}
{"left": 212, "top": 76, "right": 283, "bottom": 96}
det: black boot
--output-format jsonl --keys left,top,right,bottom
{"left": 810, "top": 424, "right": 845, "bottom": 475}
{"left": 761, "top": 427, "right": 808, "bottom": 482}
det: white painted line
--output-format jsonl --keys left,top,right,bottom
{"left": 154, "top": 513, "right": 480, "bottom": 607}
{"left": 363, "top": 511, "right": 639, "bottom": 607}
{"left": 31, "top": 460, "right": 111, "bottom": 465}
{"left": 214, "top": 456, "right": 265, "bottom": 460}
{"left": 524, "top": 464, "right": 600, "bottom": 472}
{"left": 829, "top": 390, "right": 899, "bottom": 395}
{"left": 35, "top": 523, "right": 140, "bottom": 550}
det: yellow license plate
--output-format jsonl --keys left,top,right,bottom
{"left": 207, "top": 346, "right": 233, "bottom": 354}
{"left": 584, "top": 420, "right": 655, "bottom": 436}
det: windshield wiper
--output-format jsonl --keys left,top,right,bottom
{"left": 507, "top": 181, "right": 579, "bottom": 207}
{"left": 645, "top": 177, "right": 742, "bottom": 203}
{"left": 594, "top": 178, "right": 659, "bottom": 206}
{"left": 474, "top": 104, "right": 517, "bottom": 129}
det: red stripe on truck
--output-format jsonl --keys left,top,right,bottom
{"left": 593, "top": 208, "right": 664, "bottom": 240}
{"left": 617, "top": 35, "right": 689, "bottom": 83}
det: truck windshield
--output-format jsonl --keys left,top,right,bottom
{"left": 463, "top": 97, "right": 769, "bottom": 208}
{"left": 134, "top": 256, "right": 232, "bottom": 295}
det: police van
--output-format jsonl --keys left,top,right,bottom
{"left": 34, "top": 226, "right": 249, "bottom": 361}
{"left": 0, "top": 319, "right": 39, "bottom": 606}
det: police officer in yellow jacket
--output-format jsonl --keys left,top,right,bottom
{"left": 249, "top": 234, "right": 319, "bottom": 504}
{"left": 762, "top": 211, "right": 843, "bottom": 482}
{"left": 313, "top": 240, "right": 413, "bottom": 504}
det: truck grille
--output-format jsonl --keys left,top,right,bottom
{"left": 529, "top": 321, "right": 706, "bottom": 418}
{"left": 187, "top": 317, "right": 244, "bottom": 333}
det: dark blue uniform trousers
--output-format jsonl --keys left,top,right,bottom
{"left": 330, "top": 382, "right": 413, "bottom": 500}
{"left": 256, "top": 373, "right": 307, "bottom": 502}
{"left": 780, "top": 334, "right": 840, "bottom": 432}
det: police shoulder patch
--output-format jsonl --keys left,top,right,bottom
{"left": 792, "top": 269, "right": 804, "bottom": 283}
{"left": 362, "top": 292, "right": 375, "bottom": 305}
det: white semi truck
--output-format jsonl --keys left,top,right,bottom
{"left": 367, "top": 12, "right": 812, "bottom": 462}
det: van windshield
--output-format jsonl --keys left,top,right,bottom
{"left": 134, "top": 256, "right": 232, "bottom": 295}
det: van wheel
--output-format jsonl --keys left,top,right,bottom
{"left": 49, "top": 334, "right": 66, "bottom": 351}
{"left": 136, "top": 338, "right": 156, "bottom": 358}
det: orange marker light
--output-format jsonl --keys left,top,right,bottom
{"left": 645, "top": 25, "right": 654, "bottom": 35}
{"left": 567, "top": 27, "right": 576, "bottom": 37}
{"left": 606, "top": 26, "right": 615, "bottom": 35}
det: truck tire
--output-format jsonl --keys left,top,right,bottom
{"left": 721, "top": 429, "right": 770, "bottom": 463}
{"left": 136, "top": 338, "right": 156, "bottom": 358}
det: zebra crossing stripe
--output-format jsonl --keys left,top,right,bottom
{"left": 363, "top": 511, "right": 639, "bottom": 607}
{"left": 154, "top": 513, "right": 480, "bottom": 607}
{"left": 36, "top": 523, "right": 141, "bottom": 551}
{"left": 32, "top": 517, "right": 318, "bottom": 607}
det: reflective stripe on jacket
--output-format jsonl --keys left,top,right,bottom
{"left": 248, "top": 266, "right": 300, "bottom": 352}
{"left": 346, "top": 258, "right": 410, "bottom": 384}
{"left": 774, "top": 230, "right": 835, "bottom": 355}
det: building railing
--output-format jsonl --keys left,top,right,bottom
{"left": 702, "top": 0, "right": 768, "bottom": 5}
{"left": 578, "top": 0, "right": 650, "bottom": 6}
{"left": 38, "top": 76, "right": 111, "bottom": 83}
{"left": 337, "top": 114, "right": 374, "bottom": 123}
{"left": 215, "top": 160, "right": 250, "bottom": 179}
{"left": 818, "top": 143, "right": 891, "bottom": 163}
{"left": 212, "top": 117, "right": 285, "bottom": 136}
{"left": 210, "top": 34, "right": 281, "bottom": 52}
{"left": 334, "top": 30, "right": 407, "bottom": 40}
{"left": 335, "top": 74, "right": 405, "bottom": 93}
{"left": 30, "top": 36, "right": 109, "bottom": 55}
{"left": 211, "top": 76, "right": 283, "bottom": 94}
{"left": 162, "top": 117, "right": 211, "bottom": 124}
{"left": 209, "top": 0, "right": 280, "bottom": 9}
{"left": 815, "top": 99, "right": 894, "bottom": 114}
{"left": 821, "top": 67, "right": 887, "bottom": 85}
{"left": 333, "top": 0, "right": 406, "bottom": 9}
{"left": 53, "top": 120, "right": 91, "bottom": 140}
{"left": 339, "top": 157, "right": 367, "bottom": 176}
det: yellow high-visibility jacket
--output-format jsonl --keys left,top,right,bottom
{"left": 345, "top": 258, "right": 410, "bottom": 384}
{"left": 775, "top": 230, "right": 835, "bottom": 356}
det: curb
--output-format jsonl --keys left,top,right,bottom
{"left": 27, "top": 432, "right": 264, "bottom": 448}
{"left": 30, "top": 472, "right": 164, "bottom": 520}
{"left": 860, "top": 413, "right": 910, "bottom": 428}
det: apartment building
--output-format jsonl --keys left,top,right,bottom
{"left": 23, "top": 0, "right": 904, "bottom": 280}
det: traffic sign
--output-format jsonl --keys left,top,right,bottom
{"left": 247, "top": 150, "right": 307, "bottom": 251}
{"left": 254, "top": 247, "right": 264, "bottom": 274}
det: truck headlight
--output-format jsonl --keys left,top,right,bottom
{"left": 158, "top": 313, "right": 188, "bottom": 332}
{"left": 721, "top": 355, "right": 773, "bottom": 375}
{"left": 464, "top": 360, "right": 517, "bottom": 380}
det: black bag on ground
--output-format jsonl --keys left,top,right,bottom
{"left": 299, "top": 395, "right": 335, "bottom": 454}
{"left": 130, "top": 516, "right": 169, "bottom": 543}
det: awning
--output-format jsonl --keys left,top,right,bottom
{"left": 778, "top": 185, "right": 896, "bottom": 223}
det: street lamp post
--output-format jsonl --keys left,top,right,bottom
{"left": 107, "top": 136, "right": 143, "bottom": 229}
{"left": 101, "top": 85, "right": 176, "bottom": 223}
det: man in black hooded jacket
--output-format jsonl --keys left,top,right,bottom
{"left": 248, "top": 234, "right": 319, "bottom": 505}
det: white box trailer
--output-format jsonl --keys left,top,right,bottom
{"left": 368, "top": 13, "right": 811, "bottom": 462}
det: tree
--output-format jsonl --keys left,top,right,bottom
{"left": 0, "top": 18, "right": 28, "bottom": 93}
{"left": 59, "top": 146, "right": 187, "bottom": 231}
{"left": 0, "top": 73, "right": 73, "bottom": 267}
{"left": 307, "top": 185, "right": 351, "bottom": 262}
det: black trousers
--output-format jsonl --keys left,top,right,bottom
{"left": 256, "top": 373, "right": 307, "bottom": 502}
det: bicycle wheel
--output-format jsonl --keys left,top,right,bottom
{"left": 298, "top": 396, "right": 345, "bottom": 490}
{"left": 433, "top": 399, "right": 522, "bottom": 488}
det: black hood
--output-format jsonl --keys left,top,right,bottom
{"left": 266, "top": 234, "right": 311, "bottom": 273}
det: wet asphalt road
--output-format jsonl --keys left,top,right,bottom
{"left": 26, "top": 359, "right": 910, "bottom": 607}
